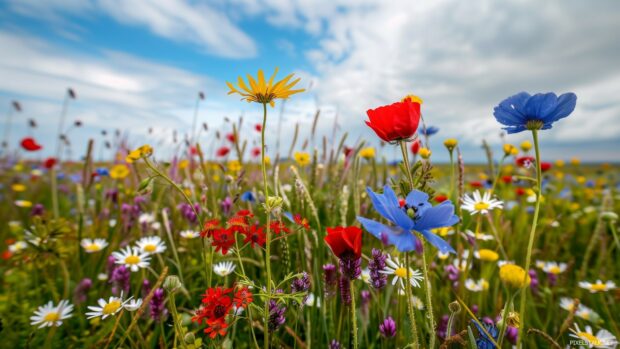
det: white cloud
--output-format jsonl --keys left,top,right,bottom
{"left": 4, "top": 0, "right": 257, "bottom": 58}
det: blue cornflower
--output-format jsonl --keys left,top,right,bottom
{"left": 493, "top": 92, "right": 576, "bottom": 134}
{"left": 357, "top": 185, "right": 459, "bottom": 254}
{"left": 240, "top": 191, "right": 255, "bottom": 203}
{"left": 473, "top": 320, "right": 499, "bottom": 349}
{"left": 96, "top": 167, "right": 110, "bottom": 176}
{"left": 420, "top": 125, "right": 439, "bottom": 136}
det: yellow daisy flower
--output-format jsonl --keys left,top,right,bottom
{"left": 227, "top": 68, "right": 305, "bottom": 107}
{"left": 110, "top": 164, "right": 130, "bottom": 179}
{"left": 294, "top": 152, "right": 311, "bottom": 167}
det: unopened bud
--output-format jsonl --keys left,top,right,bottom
{"left": 163, "top": 275, "right": 182, "bottom": 293}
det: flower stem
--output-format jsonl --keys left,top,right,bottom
{"left": 517, "top": 129, "right": 542, "bottom": 348}
{"left": 400, "top": 140, "right": 436, "bottom": 348}
{"left": 261, "top": 102, "right": 273, "bottom": 349}
{"left": 350, "top": 280, "right": 359, "bottom": 349}
{"left": 405, "top": 252, "right": 420, "bottom": 349}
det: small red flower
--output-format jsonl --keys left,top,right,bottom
{"left": 204, "top": 318, "right": 228, "bottom": 339}
{"left": 251, "top": 147, "right": 261, "bottom": 157}
{"left": 540, "top": 162, "right": 552, "bottom": 172}
{"left": 515, "top": 187, "right": 526, "bottom": 196}
{"left": 212, "top": 228, "right": 235, "bottom": 254}
{"left": 236, "top": 210, "right": 254, "bottom": 218}
{"left": 293, "top": 214, "right": 310, "bottom": 230}
{"left": 365, "top": 100, "right": 421, "bottom": 143}
{"left": 255, "top": 124, "right": 262, "bottom": 132}
{"left": 216, "top": 146, "right": 230, "bottom": 157}
{"left": 410, "top": 139, "right": 421, "bottom": 155}
{"left": 20, "top": 137, "right": 42, "bottom": 151}
{"left": 43, "top": 157, "right": 57, "bottom": 169}
{"left": 469, "top": 181, "right": 483, "bottom": 188}
{"left": 270, "top": 221, "right": 290, "bottom": 235}
{"left": 501, "top": 175, "right": 513, "bottom": 184}
{"left": 233, "top": 287, "right": 253, "bottom": 309}
{"left": 225, "top": 133, "right": 236, "bottom": 143}
{"left": 434, "top": 194, "right": 448, "bottom": 203}
{"left": 190, "top": 146, "right": 198, "bottom": 156}
{"left": 516, "top": 156, "right": 535, "bottom": 168}
{"left": 201, "top": 219, "right": 220, "bottom": 238}
{"left": 324, "top": 226, "right": 363, "bottom": 259}
{"left": 199, "top": 286, "right": 234, "bottom": 320}
{"left": 242, "top": 225, "right": 266, "bottom": 247}
{"left": 343, "top": 146, "right": 354, "bottom": 158}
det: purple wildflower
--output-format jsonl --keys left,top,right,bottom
{"left": 110, "top": 265, "right": 130, "bottom": 295}
{"left": 268, "top": 300, "right": 286, "bottom": 332}
{"left": 323, "top": 264, "right": 338, "bottom": 298}
{"left": 338, "top": 276, "right": 351, "bottom": 305}
{"left": 30, "top": 203, "right": 45, "bottom": 217}
{"left": 329, "top": 340, "right": 342, "bottom": 349}
{"left": 529, "top": 269, "right": 539, "bottom": 295}
{"left": 339, "top": 255, "right": 361, "bottom": 280}
{"left": 379, "top": 316, "right": 397, "bottom": 338}
{"left": 150, "top": 288, "right": 166, "bottom": 321}
{"left": 73, "top": 278, "right": 92, "bottom": 304}
{"left": 368, "top": 248, "right": 388, "bottom": 289}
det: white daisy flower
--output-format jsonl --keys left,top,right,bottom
{"left": 109, "top": 219, "right": 117, "bottom": 228}
{"left": 305, "top": 293, "right": 321, "bottom": 308}
{"left": 111, "top": 246, "right": 151, "bottom": 272}
{"left": 464, "top": 230, "right": 495, "bottom": 241}
{"left": 123, "top": 298, "right": 143, "bottom": 312}
{"left": 569, "top": 324, "right": 618, "bottom": 348}
{"left": 86, "top": 295, "right": 132, "bottom": 319}
{"left": 30, "top": 300, "right": 73, "bottom": 328}
{"left": 151, "top": 222, "right": 161, "bottom": 230}
{"left": 465, "top": 278, "right": 489, "bottom": 292}
{"left": 8, "top": 240, "right": 28, "bottom": 253}
{"left": 397, "top": 290, "right": 425, "bottom": 310}
{"left": 380, "top": 256, "right": 424, "bottom": 290}
{"left": 538, "top": 261, "right": 568, "bottom": 275}
{"left": 136, "top": 236, "right": 166, "bottom": 254}
{"left": 559, "top": 298, "right": 601, "bottom": 323}
{"left": 213, "top": 261, "right": 236, "bottom": 277}
{"left": 139, "top": 213, "right": 156, "bottom": 225}
{"left": 180, "top": 230, "right": 200, "bottom": 239}
{"left": 80, "top": 238, "right": 109, "bottom": 253}
{"left": 461, "top": 190, "right": 503, "bottom": 215}
{"left": 578, "top": 280, "right": 616, "bottom": 293}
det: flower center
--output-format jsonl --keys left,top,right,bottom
{"left": 577, "top": 332, "right": 601, "bottom": 345}
{"left": 394, "top": 267, "right": 408, "bottom": 278}
{"left": 85, "top": 244, "right": 100, "bottom": 252}
{"left": 144, "top": 244, "right": 157, "bottom": 252}
{"left": 102, "top": 301, "right": 121, "bottom": 315}
{"left": 125, "top": 255, "right": 140, "bottom": 265}
{"left": 548, "top": 266, "right": 561, "bottom": 274}
{"left": 474, "top": 202, "right": 489, "bottom": 211}
{"left": 43, "top": 312, "right": 60, "bottom": 322}
{"left": 526, "top": 119, "right": 544, "bottom": 130}
{"left": 590, "top": 283, "right": 607, "bottom": 291}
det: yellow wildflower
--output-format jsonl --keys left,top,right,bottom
{"left": 359, "top": 147, "right": 375, "bottom": 159}
{"left": 294, "top": 152, "right": 311, "bottom": 167}
{"left": 110, "top": 164, "right": 130, "bottom": 179}
{"left": 226, "top": 68, "right": 305, "bottom": 107}
{"left": 499, "top": 264, "right": 530, "bottom": 289}
{"left": 126, "top": 145, "right": 153, "bottom": 163}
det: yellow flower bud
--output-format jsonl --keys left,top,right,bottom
{"left": 443, "top": 138, "right": 458, "bottom": 151}
{"left": 419, "top": 147, "right": 431, "bottom": 159}
{"left": 520, "top": 141, "right": 532, "bottom": 152}
{"left": 499, "top": 264, "right": 531, "bottom": 289}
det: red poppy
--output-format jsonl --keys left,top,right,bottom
{"left": 225, "top": 133, "right": 236, "bottom": 143}
{"left": 434, "top": 194, "right": 448, "bottom": 203}
{"left": 201, "top": 219, "right": 220, "bottom": 238}
{"left": 242, "top": 225, "right": 266, "bottom": 247}
{"left": 189, "top": 146, "right": 198, "bottom": 156}
{"left": 43, "top": 157, "right": 57, "bottom": 169}
{"left": 20, "top": 137, "right": 42, "bottom": 151}
{"left": 515, "top": 187, "right": 526, "bottom": 196}
{"left": 216, "top": 146, "right": 230, "bottom": 157}
{"left": 343, "top": 146, "right": 354, "bottom": 158}
{"left": 365, "top": 100, "right": 421, "bottom": 143}
{"left": 233, "top": 287, "right": 253, "bottom": 309}
{"left": 324, "top": 226, "right": 363, "bottom": 259}
{"left": 516, "top": 156, "right": 535, "bottom": 168}
{"left": 501, "top": 175, "right": 513, "bottom": 184}
{"left": 469, "top": 181, "right": 483, "bottom": 188}
{"left": 255, "top": 124, "right": 262, "bottom": 132}
{"left": 410, "top": 139, "right": 421, "bottom": 155}
{"left": 270, "top": 221, "right": 290, "bottom": 235}
{"left": 540, "top": 162, "right": 552, "bottom": 172}
{"left": 212, "top": 228, "right": 235, "bottom": 254}
{"left": 251, "top": 147, "right": 261, "bottom": 157}
{"left": 292, "top": 214, "right": 310, "bottom": 230}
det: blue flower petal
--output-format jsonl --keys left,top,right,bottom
{"left": 414, "top": 201, "right": 459, "bottom": 231}
{"left": 419, "top": 229, "right": 455, "bottom": 254}
{"left": 405, "top": 190, "right": 432, "bottom": 215}
{"left": 357, "top": 216, "right": 416, "bottom": 252}
{"left": 546, "top": 92, "right": 577, "bottom": 122}
{"left": 524, "top": 93, "right": 557, "bottom": 121}
{"left": 367, "top": 187, "right": 396, "bottom": 222}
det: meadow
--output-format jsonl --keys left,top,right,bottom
{"left": 1, "top": 70, "right": 619, "bottom": 349}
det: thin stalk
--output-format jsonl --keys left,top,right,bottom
{"left": 405, "top": 252, "right": 420, "bottom": 349}
{"left": 517, "top": 129, "right": 542, "bottom": 348}
{"left": 261, "top": 102, "right": 273, "bottom": 349}
{"left": 400, "top": 140, "right": 436, "bottom": 348}
{"left": 350, "top": 280, "right": 359, "bottom": 349}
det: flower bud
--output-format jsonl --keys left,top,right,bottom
{"left": 443, "top": 138, "right": 458, "bottom": 151}
{"left": 163, "top": 275, "right": 182, "bottom": 293}
{"left": 601, "top": 211, "right": 618, "bottom": 222}
{"left": 419, "top": 148, "right": 431, "bottom": 159}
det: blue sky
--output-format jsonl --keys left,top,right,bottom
{"left": 1, "top": 0, "right": 619, "bottom": 162}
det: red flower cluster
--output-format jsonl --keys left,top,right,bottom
{"left": 324, "top": 226, "right": 363, "bottom": 259}
{"left": 192, "top": 286, "right": 253, "bottom": 339}
{"left": 365, "top": 100, "right": 421, "bottom": 143}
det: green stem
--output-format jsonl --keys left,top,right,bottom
{"left": 490, "top": 155, "right": 507, "bottom": 195}
{"left": 449, "top": 150, "right": 455, "bottom": 202}
{"left": 517, "top": 129, "right": 542, "bottom": 348}
{"left": 400, "top": 140, "right": 436, "bottom": 348}
{"left": 51, "top": 168, "right": 59, "bottom": 219}
{"left": 405, "top": 252, "right": 420, "bottom": 349}
{"left": 350, "top": 280, "right": 359, "bottom": 349}
{"left": 261, "top": 102, "right": 273, "bottom": 349}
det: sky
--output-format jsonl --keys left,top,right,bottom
{"left": 1, "top": 0, "right": 619, "bottom": 163}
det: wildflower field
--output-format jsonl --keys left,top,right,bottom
{"left": 1, "top": 72, "right": 619, "bottom": 349}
